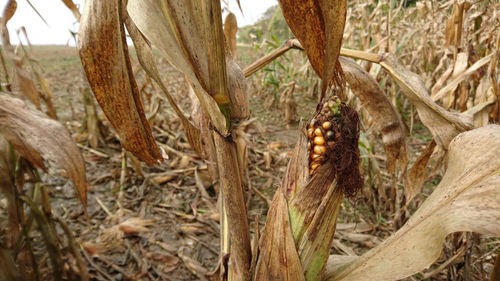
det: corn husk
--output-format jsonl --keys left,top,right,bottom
{"left": 255, "top": 96, "right": 362, "bottom": 281}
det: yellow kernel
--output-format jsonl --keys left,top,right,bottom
{"left": 322, "top": 121, "right": 332, "bottom": 130}
{"left": 311, "top": 153, "right": 321, "bottom": 160}
{"left": 314, "top": 136, "right": 325, "bottom": 145}
{"left": 307, "top": 142, "right": 311, "bottom": 150}
{"left": 314, "top": 128, "right": 323, "bottom": 136}
{"left": 307, "top": 128, "right": 314, "bottom": 139}
{"left": 310, "top": 163, "right": 320, "bottom": 171}
{"left": 313, "top": 145, "right": 326, "bottom": 154}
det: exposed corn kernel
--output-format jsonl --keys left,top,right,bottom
{"left": 313, "top": 145, "right": 326, "bottom": 154}
{"left": 322, "top": 121, "right": 332, "bottom": 130}
{"left": 307, "top": 128, "right": 314, "bottom": 138}
{"left": 314, "top": 136, "right": 325, "bottom": 145}
{"left": 310, "top": 163, "right": 320, "bottom": 171}
{"left": 326, "top": 130, "right": 335, "bottom": 140}
{"left": 314, "top": 128, "right": 323, "bottom": 136}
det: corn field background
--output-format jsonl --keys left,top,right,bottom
{"left": 0, "top": 0, "right": 499, "bottom": 280}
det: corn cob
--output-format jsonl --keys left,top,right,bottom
{"left": 255, "top": 94, "right": 362, "bottom": 281}
{"left": 291, "top": 95, "right": 362, "bottom": 280}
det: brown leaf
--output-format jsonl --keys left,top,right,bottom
{"left": 78, "top": 0, "right": 162, "bottom": 165}
{"left": 118, "top": 217, "right": 154, "bottom": 236}
{"left": 254, "top": 191, "right": 306, "bottom": 281}
{"left": 325, "top": 125, "right": 500, "bottom": 281}
{"left": 178, "top": 251, "right": 209, "bottom": 281}
{"left": 406, "top": 139, "right": 436, "bottom": 203}
{"left": 0, "top": 94, "right": 88, "bottom": 207}
{"left": 340, "top": 57, "right": 407, "bottom": 174}
{"left": 1, "top": 0, "right": 16, "bottom": 23}
{"left": 60, "top": 0, "right": 81, "bottom": 22}
{"left": 445, "top": 2, "right": 464, "bottom": 47}
{"left": 432, "top": 53, "right": 493, "bottom": 102}
{"left": 278, "top": 0, "right": 346, "bottom": 93}
{"left": 0, "top": 1, "right": 41, "bottom": 108}
{"left": 223, "top": 12, "right": 237, "bottom": 59}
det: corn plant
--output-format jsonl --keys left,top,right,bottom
{"left": 1, "top": 0, "right": 499, "bottom": 280}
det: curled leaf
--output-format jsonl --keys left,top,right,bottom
{"left": 406, "top": 139, "right": 436, "bottom": 203}
{"left": 0, "top": 93, "right": 88, "bottom": 207}
{"left": 340, "top": 57, "right": 407, "bottom": 174}
{"left": 78, "top": 0, "right": 162, "bottom": 165}
{"left": 278, "top": 0, "right": 346, "bottom": 93}
{"left": 0, "top": 0, "right": 40, "bottom": 108}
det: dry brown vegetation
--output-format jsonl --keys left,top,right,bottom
{"left": 0, "top": 0, "right": 499, "bottom": 280}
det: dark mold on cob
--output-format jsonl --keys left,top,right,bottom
{"left": 306, "top": 96, "right": 363, "bottom": 198}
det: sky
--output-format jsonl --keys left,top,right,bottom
{"left": 3, "top": 0, "right": 278, "bottom": 46}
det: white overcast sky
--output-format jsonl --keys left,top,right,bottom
{"left": 4, "top": 0, "right": 278, "bottom": 46}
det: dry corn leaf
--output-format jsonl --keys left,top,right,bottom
{"left": 127, "top": 0, "right": 228, "bottom": 134}
{"left": 0, "top": 0, "right": 40, "bottom": 108}
{"left": 432, "top": 53, "right": 493, "bottom": 102}
{"left": 223, "top": 12, "right": 237, "bottom": 59}
{"left": 1, "top": 0, "right": 16, "bottom": 23}
{"left": 0, "top": 136, "right": 20, "bottom": 248}
{"left": 445, "top": 2, "right": 464, "bottom": 47}
{"left": 123, "top": 11, "right": 203, "bottom": 156}
{"left": 324, "top": 124, "right": 500, "bottom": 281}
{"left": 178, "top": 251, "right": 209, "bottom": 281}
{"left": 0, "top": 93, "right": 88, "bottom": 207}
{"left": 278, "top": 0, "right": 346, "bottom": 92}
{"left": 340, "top": 57, "right": 407, "bottom": 174}
{"left": 470, "top": 76, "right": 496, "bottom": 128}
{"left": 78, "top": 0, "right": 162, "bottom": 165}
{"left": 379, "top": 53, "right": 473, "bottom": 148}
{"left": 60, "top": 0, "right": 81, "bottom": 22}
{"left": 118, "top": 217, "right": 154, "bottom": 236}
{"left": 406, "top": 139, "right": 436, "bottom": 204}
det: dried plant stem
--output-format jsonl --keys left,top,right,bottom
{"left": 0, "top": 46, "right": 10, "bottom": 88}
{"left": 20, "top": 195, "right": 63, "bottom": 281}
{"left": 243, "top": 38, "right": 302, "bottom": 77}
{"left": 118, "top": 148, "right": 127, "bottom": 205}
{"left": 2, "top": 181, "right": 21, "bottom": 248}
{"left": 491, "top": 251, "right": 500, "bottom": 281}
{"left": 243, "top": 39, "right": 381, "bottom": 79}
{"left": 213, "top": 131, "right": 251, "bottom": 281}
{"left": 54, "top": 215, "right": 89, "bottom": 281}
{"left": 0, "top": 248, "right": 23, "bottom": 281}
